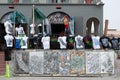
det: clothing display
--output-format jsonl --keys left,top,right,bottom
{"left": 83, "top": 35, "right": 93, "bottom": 49}
{"left": 4, "top": 34, "right": 14, "bottom": 48}
{"left": 21, "top": 36, "right": 29, "bottom": 49}
{"left": 4, "top": 20, "right": 13, "bottom": 34}
{"left": 92, "top": 35, "right": 100, "bottom": 49}
{"left": 30, "top": 24, "right": 35, "bottom": 35}
{"left": 15, "top": 37, "right": 21, "bottom": 49}
{"left": 29, "top": 37, "right": 35, "bottom": 49}
{"left": 41, "top": 36, "right": 50, "bottom": 49}
{"left": 100, "top": 35, "right": 110, "bottom": 49}
{"left": 50, "top": 36, "right": 60, "bottom": 49}
{"left": 75, "top": 35, "right": 84, "bottom": 49}
{"left": 15, "top": 26, "right": 25, "bottom": 35}
{"left": 58, "top": 36, "right": 67, "bottom": 49}
{"left": 110, "top": 37, "right": 119, "bottom": 50}
{"left": 67, "top": 36, "right": 74, "bottom": 49}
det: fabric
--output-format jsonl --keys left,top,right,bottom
{"left": 83, "top": 35, "right": 93, "bottom": 49}
{"left": 15, "top": 26, "right": 25, "bottom": 35}
{"left": 15, "top": 37, "right": 21, "bottom": 49}
{"left": 58, "top": 36, "right": 67, "bottom": 49}
{"left": 41, "top": 36, "right": 50, "bottom": 49}
{"left": 92, "top": 35, "right": 100, "bottom": 49}
{"left": 75, "top": 35, "right": 84, "bottom": 49}
{"left": 4, "top": 48, "right": 12, "bottom": 61}
{"left": 110, "top": 37, "right": 119, "bottom": 50}
{"left": 100, "top": 35, "right": 110, "bottom": 49}
{"left": 67, "top": 36, "right": 74, "bottom": 49}
{"left": 50, "top": 36, "right": 60, "bottom": 49}
{"left": 37, "top": 36, "right": 43, "bottom": 49}
{"left": 4, "top": 34, "right": 14, "bottom": 48}
{"left": 21, "top": 37, "right": 28, "bottom": 49}
{"left": 30, "top": 24, "right": 35, "bottom": 35}
{"left": 29, "top": 37, "right": 34, "bottom": 49}
{"left": 4, "top": 20, "right": 13, "bottom": 34}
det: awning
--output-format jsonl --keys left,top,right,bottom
{"left": 0, "top": 11, "right": 27, "bottom": 24}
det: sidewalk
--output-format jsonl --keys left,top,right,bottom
{"left": 0, "top": 76, "right": 120, "bottom": 80}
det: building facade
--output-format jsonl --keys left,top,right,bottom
{"left": 0, "top": 0, "right": 104, "bottom": 76}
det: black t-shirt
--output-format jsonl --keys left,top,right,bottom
{"left": 100, "top": 36, "right": 110, "bottom": 49}
{"left": 50, "top": 36, "right": 60, "bottom": 49}
{"left": 83, "top": 35, "right": 93, "bottom": 49}
{"left": 67, "top": 36, "right": 74, "bottom": 49}
{"left": 110, "top": 37, "right": 119, "bottom": 50}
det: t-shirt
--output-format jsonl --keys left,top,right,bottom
{"left": 4, "top": 34, "right": 14, "bottom": 47}
{"left": 110, "top": 37, "right": 119, "bottom": 50}
{"left": 41, "top": 36, "right": 50, "bottom": 49}
{"left": 50, "top": 36, "right": 60, "bottom": 49}
{"left": 21, "top": 37, "right": 28, "bottom": 49}
{"left": 83, "top": 35, "right": 93, "bottom": 49}
{"left": 15, "top": 26, "right": 25, "bottom": 35}
{"left": 67, "top": 36, "right": 74, "bottom": 49}
{"left": 92, "top": 36, "right": 100, "bottom": 49}
{"left": 100, "top": 36, "right": 110, "bottom": 49}
{"left": 30, "top": 24, "right": 35, "bottom": 34}
{"left": 4, "top": 21, "right": 13, "bottom": 34}
{"left": 15, "top": 37, "right": 21, "bottom": 49}
{"left": 58, "top": 36, "right": 67, "bottom": 49}
{"left": 75, "top": 35, "right": 84, "bottom": 49}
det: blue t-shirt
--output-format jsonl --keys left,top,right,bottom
{"left": 15, "top": 38, "right": 21, "bottom": 49}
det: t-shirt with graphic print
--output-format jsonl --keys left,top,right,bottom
{"left": 100, "top": 35, "right": 110, "bottom": 49}
{"left": 83, "top": 35, "right": 93, "bottom": 49}
{"left": 110, "top": 37, "right": 119, "bottom": 50}
{"left": 41, "top": 36, "right": 50, "bottom": 49}
{"left": 75, "top": 35, "right": 84, "bottom": 49}
{"left": 67, "top": 36, "right": 74, "bottom": 49}
{"left": 21, "top": 36, "right": 29, "bottom": 49}
{"left": 58, "top": 36, "right": 67, "bottom": 49}
{"left": 4, "top": 34, "right": 14, "bottom": 48}
{"left": 92, "top": 35, "right": 100, "bottom": 49}
{"left": 15, "top": 37, "right": 21, "bottom": 49}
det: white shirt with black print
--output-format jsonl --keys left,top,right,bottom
{"left": 4, "top": 34, "right": 14, "bottom": 47}
{"left": 41, "top": 36, "right": 50, "bottom": 49}
{"left": 58, "top": 36, "right": 67, "bottom": 49}
{"left": 75, "top": 35, "right": 84, "bottom": 49}
{"left": 21, "top": 36, "right": 29, "bottom": 49}
{"left": 92, "top": 35, "right": 101, "bottom": 49}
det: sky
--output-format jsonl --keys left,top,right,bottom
{"left": 103, "top": 0, "right": 120, "bottom": 30}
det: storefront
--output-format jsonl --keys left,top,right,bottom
{"left": 0, "top": 3, "right": 106, "bottom": 76}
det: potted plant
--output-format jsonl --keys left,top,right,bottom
{"left": 85, "top": 0, "right": 92, "bottom": 4}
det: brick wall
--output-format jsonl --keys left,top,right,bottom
{"left": 0, "top": 51, "right": 6, "bottom": 75}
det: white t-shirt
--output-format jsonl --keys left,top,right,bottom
{"left": 58, "top": 36, "right": 67, "bottom": 49}
{"left": 21, "top": 37, "right": 28, "bottom": 49}
{"left": 92, "top": 36, "right": 100, "bottom": 49}
{"left": 30, "top": 24, "right": 35, "bottom": 34}
{"left": 15, "top": 26, "right": 25, "bottom": 35}
{"left": 4, "top": 21, "right": 13, "bottom": 34}
{"left": 41, "top": 36, "right": 50, "bottom": 49}
{"left": 4, "top": 34, "right": 14, "bottom": 47}
{"left": 75, "top": 35, "right": 84, "bottom": 49}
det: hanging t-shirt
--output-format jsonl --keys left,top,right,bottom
{"left": 15, "top": 26, "right": 25, "bottom": 35}
{"left": 41, "top": 36, "right": 50, "bottom": 49}
{"left": 4, "top": 34, "right": 14, "bottom": 48}
{"left": 58, "top": 36, "right": 67, "bottom": 49}
{"left": 4, "top": 21, "right": 13, "bottom": 34}
{"left": 67, "top": 36, "right": 74, "bottom": 49}
{"left": 29, "top": 37, "right": 34, "bottom": 49}
{"left": 92, "top": 35, "right": 100, "bottom": 49}
{"left": 110, "top": 37, "right": 119, "bottom": 50}
{"left": 75, "top": 35, "right": 84, "bottom": 49}
{"left": 100, "top": 36, "right": 110, "bottom": 49}
{"left": 21, "top": 36, "right": 29, "bottom": 49}
{"left": 83, "top": 35, "right": 93, "bottom": 49}
{"left": 50, "top": 36, "right": 60, "bottom": 49}
{"left": 37, "top": 36, "right": 43, "bottom": 49}
{"left": 15, "top": 37, "right": 21, "bottom": 49}
{"left": 30, "top": 24, "right": 35, "bottom": 35}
